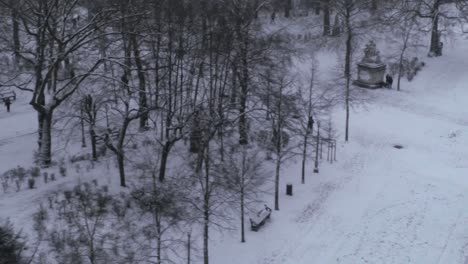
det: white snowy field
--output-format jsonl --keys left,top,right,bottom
{"left": 209, "top": 36, "right": 468, "bottom": 263}
{"left": 1, "top": 34, "right": 468, "bottom": 264}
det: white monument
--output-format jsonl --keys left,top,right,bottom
{"left": 353, "top": 40, "right": 386, "bottom": 89}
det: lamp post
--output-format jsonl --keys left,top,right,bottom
{"left": 313, "top": 121, "right": 320, "bottom": 173}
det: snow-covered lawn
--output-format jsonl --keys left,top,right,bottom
{"left": 1, "top": 34, "right": 468, "bottom": 264}
{"left": 210, "top": 36, "right": 468, "bottom": 263}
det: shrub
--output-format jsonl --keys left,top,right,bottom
{"left": 33, "top": 205, "right": 48, "bottom": 237}
{"left": 59, "top": 166, "right": 67, "bottom": 177}
{"left": 47, "top": 196, "right": 54, "bottom": 209}
{"left": 29, "top": 166, "right": 41, "bottom": 178}
{"left": 4, "top": 166, "right": 27, "bottom": 182}
{"left": 39, "top": 184, "right": 119, "bottom": 264}
{"left": 43, "top": 173, "right": 48, "bottom": 184}
{"left": 28, "top": 178, "right": 36, "bottom": 189}
{"left": 64, "top": 191, "right": 72, "bottom": 203}
{"left": 74, "top": 164, "right": 81, "bottom": 173}
{"left": 15, "top": 180, "right": 21, "bottom": 192}
{"left": 1, "top": 180, "right": 8, "bottom": 194}
{"left": 389, "top": 57, "right": 425, "bottom": 82}
{"left": 0, "top": 220, "right": 26, "bottom": 263}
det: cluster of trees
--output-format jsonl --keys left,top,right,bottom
{"left": 306, "top": 0, "right": 467, "bottom": 139}
{"left": 0, "top": 0, "right": 467, "bottom": 263}
{"left": 0, "top": 0, "right": 332, "bottom": 263}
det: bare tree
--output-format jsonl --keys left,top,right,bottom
{"left": 296, "top": 63, "right": 335, "bottom": 184}
{"left": 221, "top": 145, "right": 268, "bottom": 243}
{"left": 386, "top": 2, "right": 422, "bottom": 91}
{"left": 407, "top": 0, "right": 467, "bottom": 57}
{"left": 0, "top": 0, "right": 112, "bottom": 165}
{"left": 267, "top": 74, "right": 300, "bottom": 211}
{"left": 131, "top": 178, "right": 187, "bottom": 264}
{"left": 323, "top": 0, "right": 332, "bottom": 35}
{"left": 228, "top": 0, "right": 267, "bottom": 146}
{"left": 333, "top": 0, "right": 371, "bottom": 142}
{"left": 34, "top": 184, "right": 133, "bottom": 264}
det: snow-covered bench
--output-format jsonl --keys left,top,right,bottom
{"left": 249, "top": 205, "right": 272, "bottom": 232}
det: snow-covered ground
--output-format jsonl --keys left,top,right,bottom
{"left": 2, "top": 31, "right": 468, "bottom": 264}
{"left": 210, "top": 36, "right": 468, "bottom": 263}
{"left": 0, "top": 93, "right": 37, "bottom": 169}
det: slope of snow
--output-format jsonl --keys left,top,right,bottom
{"left": 210, "top": 35, "right": 468, "bottom": 263}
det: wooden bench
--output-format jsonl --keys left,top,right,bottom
{"left": 249, "top": 205, "right": 272, "bottom": 232}
{"left": 95, "top": 129, "right": 119, "bottom": 145}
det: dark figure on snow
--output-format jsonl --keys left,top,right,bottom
{"left": 3, "top": 98, "right": 11, "bottom": 112}
{"left": 385, "top": 74, "right": 393, "bottom": 89}
{"left": 271, "top": 11, "right": 276, "bottom": 23}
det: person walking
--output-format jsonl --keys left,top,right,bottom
{"left": 385, "top": 74, "right": 393, "bottom": 89}
{"left": 3, "top": 97, "right": 11, "bottom": 112}
{"left": 271, "top": 11, "right": 276, "bottom": 24}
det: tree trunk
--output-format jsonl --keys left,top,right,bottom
{"left": 240, "top": 185, "right": 245, "bottom": 242}
{"left": 323, "top": 1, "right": 331, "bottom": 36}
{"left": 203, "top": 209, "right": 209, "bottom": 264}
{"left": 397, "top": 45, "right": 406, "bottom": 91}
{"left": 274, "top": 155, "right": 280, "bottom": 211}
{"left": 371, "top": 0, "right": 378, "bottom": 12}
{"left": 254, "top": 0, "right": 259, "bottom": 19}
{"left": 40, "top": 111, "right": 53, "bottom": 166}
{"left": 315, "top": 2, "right": 321, "bottom": 15}
{"left": 238, "top": 37, "right": 249, "bottom": 145}
{"left": 152, "top": 0, "right": 162, "bottom": 109}
{"left": 429, "top": 11, "right": 441, "bottom": 56}
{"left": 117, "top": 152, "right": 126, "bottom": 187}
{"left": 187, "top": 232, "right": 191, "bottom": 264}
{"left": 156, "top": 218, "right": 162, "bottom": 264}
{"left": 89, "top": 126, "right": 97, "bottom": 161}
{"left": 203, "top": 154, "right": 210, "bottom": 264}
{"left": 131, "top": 35, "right": 149, "bottom": 129}
{"left": 274, "top": 81, "right": 284, "bottom": 211}
{"left": 285, "top": 0, "right": 292, "bottom": 18}
{"left": 11, "top": 8, "right": 20, "bottom": 65}
{"left": 158, "top": 141, "right": 172, "bottom": 182}
{"left": 89, "top": 238, "right": 96, "bottom": 264}
{"left": 230, "top": 63, "right": 238, "bottom": 106}
{"left": 344, "top": 14, "right": 352, "bottom": 142}
{"left": 81, "top": 110, "right": 86, "bottom": 148}
{"left": 240, "top": 147, "right": 246, "bottom": 242}
{"left": 301, "top": 133, "right": 309, "bottom": 184}
{"left": 37, "top": 112, "right": 44, "bottom": 150}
